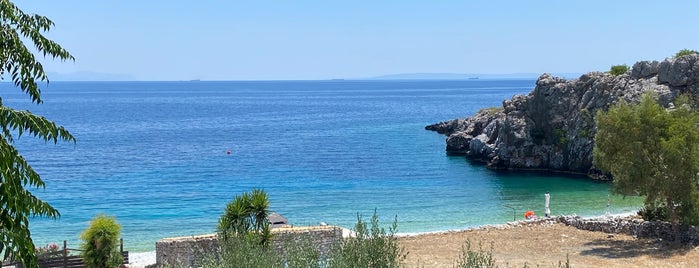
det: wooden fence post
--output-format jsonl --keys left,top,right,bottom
{"left": 63, "top": 240, "right": 68, "bottom": 268}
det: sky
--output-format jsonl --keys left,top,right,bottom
{"left": 13, "top": 0, "right": 699, "bottom": 81}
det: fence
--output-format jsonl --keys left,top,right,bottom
{"left": 4, "top": 239, "right": 129, "bottom": 268}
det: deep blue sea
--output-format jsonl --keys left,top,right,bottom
{"left": 6, "top": 80, "right": 640, "bottom": 252}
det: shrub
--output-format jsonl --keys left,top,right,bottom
{"left": 280, "top": 237, "right": 323, "bottom": 268}
{"left": 638, "top": 203, "right": 669, "bottom": 222}
{"left": 453, "top": 239, "right": 495, "bottom": 268}
{"left": 80, "top": 214, "right": 122, "bottom": 268}
{"left": 35, "top": 243, "right": 65, "bottom": 259}
{"left": 198, "top": 236, "right": 282, "bottom": 268}
{"left": 329, "top": 210, "right": 406, "bottom": 268}
{"left": 478, "top": 106, "right": 504, "bottom": 116}
{"left": 198, "top": 234, "right": 322, "bottom": 268}
{"left": 675, "top": 49, "right": 698, "bottom": 58}
{"left": 609, "top": 64, "right": 629, "bottom": 76}
{"left": 553, "top": 129, "right": 568, "bottom": 146}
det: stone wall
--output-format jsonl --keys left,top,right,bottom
{"left": 154, "top": 234, "right": 218, "bottom": 268}
{"left": 555, "top": 216, "right": 699, "bottom": 244}
{"left": 154, "top": 226, "right": 343, "bottom": 268}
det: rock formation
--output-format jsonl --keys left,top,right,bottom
{"left": 426, "top": 54, "right": 699, "bottom": 179}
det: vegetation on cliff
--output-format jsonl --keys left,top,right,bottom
{"left": 609, "top": 64, "right": 629, "bottom": 76}
{"left": 675, "top": 49, "right": 698, "bottom": 58}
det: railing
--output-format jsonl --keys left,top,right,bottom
{"left": 503, "top": 204, "right": 517, "bottom": 221}
{"left": 4, "top": 239, "right": 129, "bottom": 268}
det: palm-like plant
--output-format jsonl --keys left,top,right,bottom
{"left": 249, "top": 188, "right": 271, "bottom": 231}
{"left": 217, "top": 189, "right": 273, "bottom": 247}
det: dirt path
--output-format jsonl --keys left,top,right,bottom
{"left": 399, "top": 222, "right": 699, "bottom": 267}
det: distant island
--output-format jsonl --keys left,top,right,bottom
{"left": 370, "top": 72, "right": 582, "bottom": 80}
{"left": 47, "top": 71, "right": 136, "bottom": 81}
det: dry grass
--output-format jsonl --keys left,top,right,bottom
{"left": 399, "top": 222, "right": 699, "bottom": 268}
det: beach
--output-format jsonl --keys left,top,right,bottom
{"left": 125, "top": 214, "right": 699, "bottom": 268}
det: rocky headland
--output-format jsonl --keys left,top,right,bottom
{"left": 426, "top": 54, "right": 699, "bottom": 179}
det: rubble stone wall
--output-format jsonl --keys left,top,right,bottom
{"left": 154, "top": 226, "right": 343, "bottom": 268}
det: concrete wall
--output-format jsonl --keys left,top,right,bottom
{"left": 154, "top": 226, "right": 343, "bottom": 268}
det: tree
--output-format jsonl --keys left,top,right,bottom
{"left": 593, "top": 93, "right": 699, "bottom": 242}
{"left": 80, "top": 215, "right": 123, "bottom": 268}
{"left": 0, "top": 0, "right": 75, "bottom": 267}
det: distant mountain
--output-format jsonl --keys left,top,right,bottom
{"left": 46, "top": 71, "right": 136, "bottom": 81}
{"left": 370, "top": 72, "right": 582, "bottom": 80}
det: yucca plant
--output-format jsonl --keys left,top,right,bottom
{"left": 217, "top": 189, "right": 273, "bottom": 247}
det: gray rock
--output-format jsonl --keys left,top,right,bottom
{"left": 658, "top": 54, "right": 699, "bottom": 86}
{"left": 426, "top": 55, "right": 699, "bottom": 178}
{"left": 631, "top": 60, "right": 660, "bottom": 78}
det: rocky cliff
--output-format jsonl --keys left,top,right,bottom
{"left": 426, "top": 54, "right": 699, "bottom": 179}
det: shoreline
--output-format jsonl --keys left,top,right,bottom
{"left": 125, "top": 212, "right": 639, "bottom": 267}
{"left": 394, "top": 211, "right": 638, "bottom": 238}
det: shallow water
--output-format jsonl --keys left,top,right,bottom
{"left": 4, "top": 80, "right": 641, "bottom": 252}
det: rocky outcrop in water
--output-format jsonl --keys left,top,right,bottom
{"left": 426, "top": 54, "right": 699, "bottom": 178}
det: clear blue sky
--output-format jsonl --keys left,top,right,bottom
{"left": 15, "top": 0, "right": 699, "bottom": 81}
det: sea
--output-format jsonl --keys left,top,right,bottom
{"left": 5, "top": 80, "right": 641, "bottom": 252}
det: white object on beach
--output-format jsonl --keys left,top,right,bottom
{"left": 125, "top": 251, "right": 156, "bottom": 268}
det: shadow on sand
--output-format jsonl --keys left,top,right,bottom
{"left": 579, "top": 238, "right": 693, "bottom": 259}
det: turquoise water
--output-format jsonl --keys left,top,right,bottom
{"left": 6, "top": 80, "right": 641, "bottom": 252}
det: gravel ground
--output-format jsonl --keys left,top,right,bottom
{"left": 399, "top": 222, "right": 699, "bottom": 268}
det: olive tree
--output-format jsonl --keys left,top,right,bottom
{"left": 0, "top": 0, "right": 75, "bottom": 267}
{"left": 593, "top": 93, "right": 699, "bottom": 242}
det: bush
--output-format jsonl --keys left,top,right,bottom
{"left": 199, "top": 234, "right": 322, "bottom": 268}
{"left": 198, "top": 236, "right": 282, "bottom": 268}
{"left": 35, "top": 243, "right": 65, "bottom": 259}
{"left": 280, "top": 237, "right": 323, "bottom": 268}
{"left": 638, "top": 203, "right": 669, "bottom": 221}
{"left": 329, "top": 210, "right": 406, "bottom": 268}
{"left": 609, "top": 64, "right": 629, "bottom": 76}
{"left": 675, "top": 49, "right": 698, "bottom": 58}
{"left": 454, "top": 239, "right": 495, "bottom": 268}
{"left": 80, "top": 214, "right": 122, "bottom": 268}
{"left": 553, "top": 129, "right": 568, "bottom": 146}
{"left": 478, "top": 106, "right": 504, "bottom": 116}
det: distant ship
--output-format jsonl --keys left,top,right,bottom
{"left": 468, "top": 77, "right": 479, "bottom": 80}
